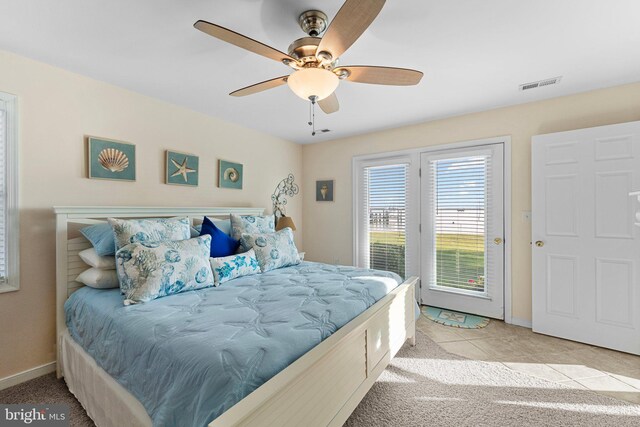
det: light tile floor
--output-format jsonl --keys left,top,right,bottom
{"left": 417, "top": 315, "right": 640, "bottom": 405}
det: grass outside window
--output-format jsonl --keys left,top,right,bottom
{"left": 369, "top": 231, "right": 484, "bottom": 290}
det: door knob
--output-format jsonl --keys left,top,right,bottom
{"left": 494, "top": 237, "right": 503, "bottom": 245}
{"left": 535, "top": 240, "right": 544, "bottom": 247}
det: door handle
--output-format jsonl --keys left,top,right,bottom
{"left": 494, "top": 237, "right": 503, "bottom": 245}
{"left": 535, "top": 240, "right": 544, "bottom": 247}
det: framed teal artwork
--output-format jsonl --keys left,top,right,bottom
{"left": 87, "top": 136, "right": 136, "bottom": 181}
{"left": 218, "top": 159, "right": 243, "bottom": 189}
{"left": 166, "top": 150, "right": 199, "bottom": 186}
{"left": 316, "top": 179, "right": 334, "bottom": 201}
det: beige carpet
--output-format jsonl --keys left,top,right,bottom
{"left": 345, "top": 331, "right": 640, "bottom": 426}
{"left": 1, "top": 332, "right": 639, "bottom": 426}
{"left": 0, "top": 373, "right": 94, "bottom": 426}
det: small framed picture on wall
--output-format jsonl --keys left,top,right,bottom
{"left": 166, "top": 150, "right": 199, "bottom": 186}
{"left": 218, "top": 159, "right": 243, "bottom": 189}
{"left": 87, "top": 136, "right": 136, "bottom": 181}
{"left": 316, "top": 180, "right": 334, "bottom": 202}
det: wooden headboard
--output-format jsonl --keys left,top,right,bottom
{"left": 53, "top": 206, "right": 265, "bottom": 376}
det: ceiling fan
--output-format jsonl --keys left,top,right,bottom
{"left": 194, "top": 0, "right": 423, "bottom": 121}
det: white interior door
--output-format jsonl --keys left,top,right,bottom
{"left": 532, "top": 121, "right": 640, "bottom": 355}
{"left": 420, "top": 144, "right": 505, "bottom": 319}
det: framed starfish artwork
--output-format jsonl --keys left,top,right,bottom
{"left": 165, "top": 150, "right": 199, "bottom": 186}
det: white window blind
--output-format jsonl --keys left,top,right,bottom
{"left": 0, "top": 92, "right": 18, "bottom": 292}
{"left": 0, "top": 104, "right": 6, "bottom": 282}
{"left": 428, "top": 155, "right": 491, "bottom": 294}
{"left": 358, "top": 163, "right": 409, "bottom": 279}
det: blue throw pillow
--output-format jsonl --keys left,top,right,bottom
{"left": 191, "top": 218, "right": 231, "bottom": 236}
{"left": 200, "top": 216, "right": 240, "bottom": 257}
{"left": 80, "top": 223, "right": 116, "bottom": 256}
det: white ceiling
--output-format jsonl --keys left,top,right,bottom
{"left": 1, "top": 0, "right": 639, "bottom": 144}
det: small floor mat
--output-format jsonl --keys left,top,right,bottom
{"left": 422, "top": 306, "right": 490, "bottom": 329}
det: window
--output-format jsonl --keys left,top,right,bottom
{"left": 0, "top": 92, "right": 19, "bottom": 292}
{"left": 421, "top": 143, "right": 505, "bottom": 318}
{"left": 429, "top": 155, "right": 488, "bottom": 293}
{"left": 355, "top": 157, "right": 413, "bottom": 279}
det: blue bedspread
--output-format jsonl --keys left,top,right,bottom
{"left": 65, "top": 262, "right": 405, "bottom": 427}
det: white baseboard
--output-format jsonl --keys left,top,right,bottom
{"left": 508, "top": 317, "right": 532, "bottom": 329}
{"left": 0, "top": 361, "right": 56, "bottom": 391}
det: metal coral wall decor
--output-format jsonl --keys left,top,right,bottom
{"left": 272, "top": 174, "right": 299, "bottom": 218}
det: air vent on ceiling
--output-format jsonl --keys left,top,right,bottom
{"left": 519, "top": 76, "right": 562, "bottom": 91}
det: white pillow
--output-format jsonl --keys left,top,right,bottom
{"left": 78, "top": 247, "right": 116, "bottom": 270}
{"left": 76, "top": 268, "right": 119, "bottom": 289}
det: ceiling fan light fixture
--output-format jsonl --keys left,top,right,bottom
{"left": 287, "top": 68, "right": 339, "bottom": 101}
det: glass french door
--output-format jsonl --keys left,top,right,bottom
{"left": 420, "top": 144, "right": 504, "bottom": 319}
{"left": 354, "top": 155, "right": 418, "bottom": 282}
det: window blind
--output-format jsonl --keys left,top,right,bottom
{"left": 359, "top": 163, "right": 409, "bottom": 279}
{"left": 428, "top": 155, "right": 491, "bottom": 294}
{"left": 0, "top": 102, "right": 6, "bottom": 282}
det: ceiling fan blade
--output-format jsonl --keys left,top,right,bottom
{"left": 316, "top": 0, "right": 385, "bottom": 60}
{"left": 336, "top": 66, "right": 423, "bottom": 86}
{"left": 319, "top": 93, "right": 339, "bottom": 114}
{"left": 194, "top": 20, "right": 296, "bottom": 64}
{"left": 229, "top": 76, "right": 289, "bottom": 97}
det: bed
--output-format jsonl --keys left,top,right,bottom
{"left": 55, "top": 206, "right": 418, "bottom": 427}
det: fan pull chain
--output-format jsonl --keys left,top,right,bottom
{"left": 308, "top": 95, "right": 318, "bottom": 136}
{"left": 312, "top": 101, "right": 316, "bottom": 136}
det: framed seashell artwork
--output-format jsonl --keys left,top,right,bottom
{"left": 218, "top": 159, "right": 243, "bottom": 190}
{"left": 87, "top": 136, "right": 136, "bottom": 181}
{"left": 316, "top": 180, "right": 334, "bottom": 202}
{"left": 166, "top": 150, "right": 199, "bottom": 186}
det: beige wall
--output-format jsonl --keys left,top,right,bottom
{"left": 302, "top": 82, "right": 640, "bottom": 323}
{"left": 0, "top": 49, "right": 303, "bottom": 379}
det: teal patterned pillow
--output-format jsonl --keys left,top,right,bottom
{"left": 108, "top": 217, "right": 191, "bottom": 251}
{"left": 230, "top": 214, "right": 275, "bottom": 251}
{"left": 210, "top": 249, "right": 261, "bottom": 285}
{"left": 115, "top": 235, "right": 214, "bottom": 304}
{"left": 241, "top": 228, "right": 300, "bottom": 272}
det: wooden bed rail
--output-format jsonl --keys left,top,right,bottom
{"left": 211, "top": 277, "right": 418, "bottom": 427}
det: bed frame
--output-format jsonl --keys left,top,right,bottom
{"left": 54, "top": 206, "right": 417, "bottom": 427}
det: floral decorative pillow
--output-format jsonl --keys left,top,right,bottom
{"left": 210, "top": 249, "right": 261, "bottom": 285}
{"left": 115, "top": 235, "right": 214, "bottom": 304}
{"left": 108, "top": 217, "right": 191, "bottom": 251}
{"left": 241, "top": 228, "right": 300, "bottom": 272}
{"left": 230, "top": 214, "right": 275, "bottom": 251}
